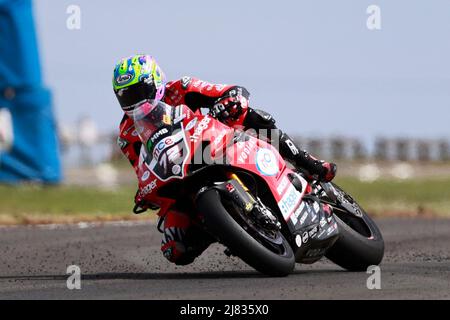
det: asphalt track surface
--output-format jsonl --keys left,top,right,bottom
{"left": 0, "top": 218, "right": 449, "bottom": 300}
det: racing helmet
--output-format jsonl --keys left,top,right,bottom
{"left": 113, "top": 54, "right": 166, "bottom": 115}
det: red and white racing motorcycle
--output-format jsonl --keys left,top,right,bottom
{"left": 133, "top": 101, "right": 384, "bottom": 276}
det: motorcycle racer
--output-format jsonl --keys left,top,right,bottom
{"left": 113, "top": 54, "right": 337, "bottom": 265}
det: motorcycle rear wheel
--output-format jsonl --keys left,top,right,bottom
{"left": 324, "top": 184, "right": 385, "bottom": 271}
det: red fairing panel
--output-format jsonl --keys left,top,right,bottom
{"left": 184, "top": 115, "right": 309, "bottom": 223}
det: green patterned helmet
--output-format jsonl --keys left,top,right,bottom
{"left": 113, "top": 54, "right": 166, "bottom": 114}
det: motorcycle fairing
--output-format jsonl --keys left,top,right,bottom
{"left": 136, "top": 111, "right": 339, "bottom": 261}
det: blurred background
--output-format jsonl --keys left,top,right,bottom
{"left": 1, "top": 0, "right": 449, "bottom": 224}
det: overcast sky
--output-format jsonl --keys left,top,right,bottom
{"left": 34, "top": 0, "right": 450, "bottom": 142}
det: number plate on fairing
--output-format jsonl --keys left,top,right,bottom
{"left": 148, "top": 130, "right": 190, "bottom": 182}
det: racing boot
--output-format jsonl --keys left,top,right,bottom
{"left": 241, "top": 108, "right": 337, "bottom": 182}
{"left": 278, "top": 131, "right": 337, "bottom": 182}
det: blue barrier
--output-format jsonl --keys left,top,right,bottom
{"left": 0, "top": 0, "right": 61, "bottom": 183}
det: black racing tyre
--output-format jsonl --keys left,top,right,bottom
{"left": 325, "top": 186, "right": 384, "bottom": 271}
{"left": 196, "top": 189, "right": 295, "bottom": 277}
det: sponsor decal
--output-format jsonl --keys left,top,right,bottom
{"left": 162, "top": 114, "right": 172, "bottom": 125}
{"left": 117, "top": 137, "right": 129, "bottom": 149}
{"left": 215, "top": 84, "right": 226, "bottom": 91}
{"left": 190, "top": 116, "right": 211, "bottom": 142}
{"left": 290, "top": 214, "right": 298, "bottom": 225}
{"left": 141, "top": 171, "right": 150, "bottom": 182}
{"left": 147, "top": 130, "right": 189, "bottom": 182}
{"left": 285, "top": 138, "right": 299, "bottom": 155}
{"left": 302, "top": 231, "right": 309, "bottom": 244}
{"left": 160, "top": 144, "right": 183, "bottom": 168}
{"left": 122, "top": 124, "right": 135, "bottom": 136}
{"left": 181, "top": 76, "right": 191, "bottom": 89}
{"left": 185, "top": 117, "right": 198, "bottom": 131}
{"left": 295, "top": 234, "right": 302, "bottom": 247}
{"left": 140, "top": 179, "right": 157, "bottom": 197}
{"left": 200, "top": 81, "right": 211, "bottom": 89}
{"left": 116, "top": 74, "right": 132, "bottom": 85}
{"left": 291, "top": 202, "right": 306, "bottom": 225}
{"left": 299, "top": 209, "right": 308, "bottom": 225}
{"left": 192, "top": 80, "right": 213, "bottom": 89}
{"left": 308, "top": 226, "right": 318, "bottom": 238}
{"left": 226, "top": 183, "right": 235, "bottom": 192}
{"left": 278, "top": 184, "right": 301, "bottom": 220}
{"left": 237, "top": 139, "right": 257, "bottom": 163}
{"left": 276, "top": 176, "right": 290, "bottom": 196}
{"left": 255, "top": 148, "right": 279, "bottom": 176}
{"left": 172, "top": 165, "right": 181, "bottom": 175}
{"left": 153, "top": 136, "right": 176, "bottom": 158}
{"left": 192, "top": 80, "right": 203, "bottom": 88}
{"left": 327, "top": 222, "right": 338, "bottom": 235}
{"left": 150, "top": 128, "right": 169, "bottom": 145}
{"left": 317, "top": 229, "right": 327, "bottom": 238}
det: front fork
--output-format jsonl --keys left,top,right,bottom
{"left": 210, "top": 172, "right": 257, "bottom": 214}
{"left": 201, "top": 172, "right": 281, "bottom": 230}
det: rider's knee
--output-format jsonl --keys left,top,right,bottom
{"left": 161, "top": 240, "right": 197, "bottom": 266}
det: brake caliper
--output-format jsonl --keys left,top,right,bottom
{"left": 251, "top": 200, "right": 281, "bottom": 231}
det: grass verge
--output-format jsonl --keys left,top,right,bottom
{"left": 0, "top": 177, "right": 449, "bottom": 225}
{"left": 0, "top": 184, "right": 154, "bottom": 225}
{"left": 334, "top": 177, "right": 450, "bottom": 218}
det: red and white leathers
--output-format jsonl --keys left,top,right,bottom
{"left": 117, "top": 76, "right": 336, "bottom": 265}
{"left": 117, "top": 77, "right": 251, "bottom": 264}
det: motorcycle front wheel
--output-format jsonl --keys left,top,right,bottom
{"left": 196, "top": 189, "right": 295, "bottom": 277}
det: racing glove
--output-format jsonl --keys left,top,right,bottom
{"left": 210, "top": 89, "right": 248, "bottom": 123}
{"left": 133, "top": 189, "right": 159, "bottom": 214}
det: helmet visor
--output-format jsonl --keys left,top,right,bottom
{"left": 133, "top": 100, "right": 173, "bottom": 151}
{"left": 115, "top": 81, "right": 157, "bottom": 112}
